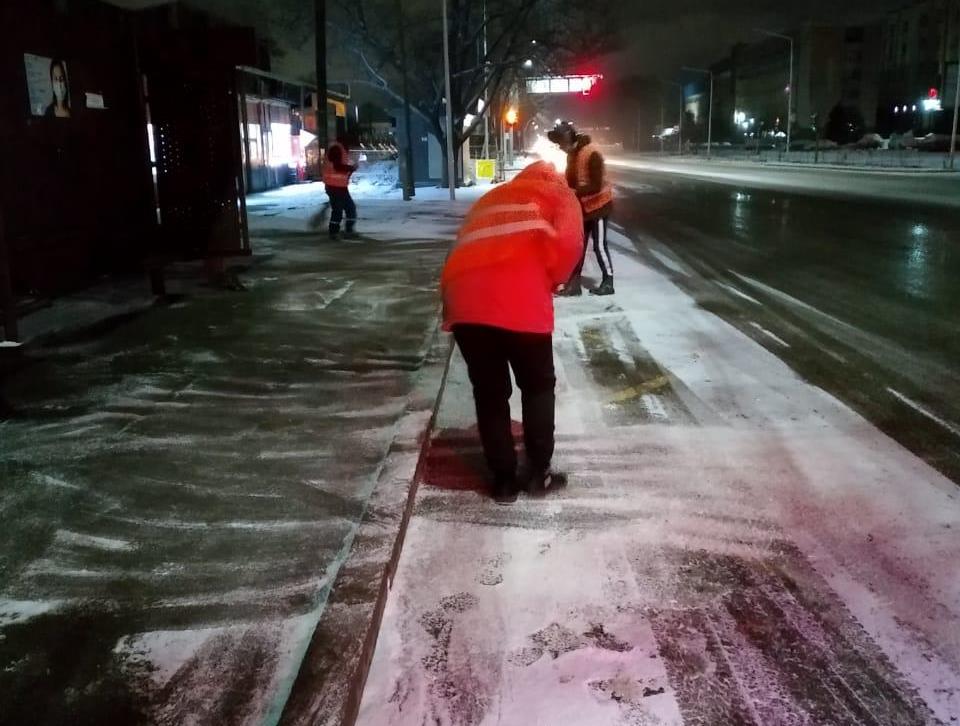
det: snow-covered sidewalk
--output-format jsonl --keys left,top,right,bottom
{"left": 356, "top": 228, "right": 960, "bottom": 724}
{"left": 0, "top": 180, "right": 483, "bottom": 726}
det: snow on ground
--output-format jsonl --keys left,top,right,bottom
{"left": 0, "top": 189, "right": 472, "bottom": 724}
{"left": 357, "top": 228, "right": 960, "bottom": 724}
{"left": 607, "top": 155, "right": 960, "bottom": 209}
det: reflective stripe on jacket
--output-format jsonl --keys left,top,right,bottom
{"left": 441, "top": 162, "right": 584, "bottom": 334}
{"left": 322, "top": 143, "right": 352, "bottom": 188}
{"left": 575, "top": 142, "right": 612, "bottom": 214}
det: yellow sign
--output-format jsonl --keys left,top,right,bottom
{"left": 476, "top": 159, "right": 496, "bottom": 179}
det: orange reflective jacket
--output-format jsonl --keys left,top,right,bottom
{"left": 322, "top": 143, "right": 352, "bottom": 188}
{"left": 575, "top": 142, "right": 612, "bottom": 214}
{"left": 441, "top": 162, "right": 583, "bottom": 334}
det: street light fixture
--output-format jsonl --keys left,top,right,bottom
{"left": 682, "top": 66, "right": 713, "bottom": 158}
{"left": 756, "top": 28, "right": 794, "bottom": 155}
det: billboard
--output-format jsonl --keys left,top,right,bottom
{"left": 24, "top": 53, "right": 72, "bottom": 118}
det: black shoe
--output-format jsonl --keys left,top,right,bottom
{"left": 343, "top": 230, "right": 359, "bottom": 240}
{"left": 525, "top": 469, "right": 568, "bottom": 497}
{"left": 492, "top": 475, "right": 519, "bottom": 505}
{"left": 590, "top": 279, "right": 615, "bottom": 296}
{"left": 557, "top": 284, "right": 582, "bottom": 297}
{"left": 328, "top": 224, "right": 340, "bottom": 240}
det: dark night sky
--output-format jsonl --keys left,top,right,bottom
{"left": 609, "top": 0, "right": 907, "bottom": 78}
{"left": 107, "top": 0, "right": 913, "bottom": 85}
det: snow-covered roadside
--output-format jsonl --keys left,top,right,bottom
{"left": 356, "top": 228, "right": 959, "bottom": 724}
{"left": 0, "top": 185, "right": 479, "bottom": 725}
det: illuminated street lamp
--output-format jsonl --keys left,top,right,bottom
{"left": 505, "top": 107, "right": 519, "bottom": 126}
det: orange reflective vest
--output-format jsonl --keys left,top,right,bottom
{"left": 575, "top": 142, "right": 612, "bottom": 214}
{"left": 322, "top": 143, "right": 352, "bottom": 188}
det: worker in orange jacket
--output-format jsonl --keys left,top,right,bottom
{"left": 322, "top": 137, "right": 357, "bottom": 240}
{"left": 548, "top": 121, "right": 615, "bottom": 295}
{"left": 441, "top": 161, "right": 584, "bottom": 503}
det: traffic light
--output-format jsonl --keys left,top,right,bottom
{"left": 505, "top": 107, "right": 519, "bottom": 126}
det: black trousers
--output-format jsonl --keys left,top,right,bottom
{"left": 566, "top": 216, "right": 613, "bottom": 287}
{"left": 327, "top": 187, "right": 356, "bottom": 231}
{"left": 453, "top": 324, "right": 556, "bottom": 480}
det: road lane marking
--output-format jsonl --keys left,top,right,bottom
{"left": 822, "top": 348, "right": 848, "bottom": 364}
{"left": 641, "top": 393, "right": 669, "bottom": 420}
{"left": 730, "top": 272, "right": 858, "bottom": 332}
{"left": 887, "top": 388, "right": 960, "bottom": 438}
{"left": 749, "top": 322, "right": 790, "bottom": 348}
{"left": 611, "top": 374, "right": 670, "bottom": 403}
{"left": 716, "top": 281, "right": 762, "bottom": 305}
{"left": 647, "top": 248, "right": 691, "bottom": 277}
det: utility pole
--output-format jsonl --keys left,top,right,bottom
{"left": 397, "top": 0, "right": 416, "bottom": 199}
{"left": 683, "top": 66, "right": 714, "bottom": 158}
{"left": 756, "top": 29, "right": 794, "bottom": 155}
{"left": 314, "top": 0, "right": 329, "bottom": 153}
{"left": 441, "top": 0, "right": 456, "bottom": 200}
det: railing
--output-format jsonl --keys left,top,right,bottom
{"left": 358, "top": 145, "right": 399, "bottom": 162}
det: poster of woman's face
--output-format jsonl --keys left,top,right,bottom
{"left": 24, "top": 53, "right": 71, "bottom": 118}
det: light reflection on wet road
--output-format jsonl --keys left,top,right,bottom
{"left": 611, "top": 166, "right": 960, "bottom": 483}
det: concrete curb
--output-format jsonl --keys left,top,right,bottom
{"left": 277, "top": 324, "right": 455, "bottom": 726}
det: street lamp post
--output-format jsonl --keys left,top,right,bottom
{"left": 683, "top": 66, "right": 713, "bottom": 158}
{"left": 441, "top": 0, "right": 456, "bottom": 200}
{"left": 757, "top": 28, "right": 794, "bottom": 155}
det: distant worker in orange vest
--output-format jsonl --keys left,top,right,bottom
{"left": 323, "top": 137, "right": 358, "bottom": 240}
{"left": 547, "top": 121, "right": 615, "bottom": 296}
{"left": 441, "top": 161, "right": 584, "bottom": 504}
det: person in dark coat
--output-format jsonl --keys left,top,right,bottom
{"left": 441, "top": 162, "right": 584, "bottom": 503}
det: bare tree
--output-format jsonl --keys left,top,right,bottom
{"left": 329, "top": 0, "right": 622, "bottom": 184}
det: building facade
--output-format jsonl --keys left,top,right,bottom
{"left": 877, "top": 0, "right": 960, "bottom": 134}
{"left": 709, "top": 24, "right": 883, "bottom": 145}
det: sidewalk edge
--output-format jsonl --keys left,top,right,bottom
{"left": 277, "top": 324, "right": 455, "bottom": 726}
